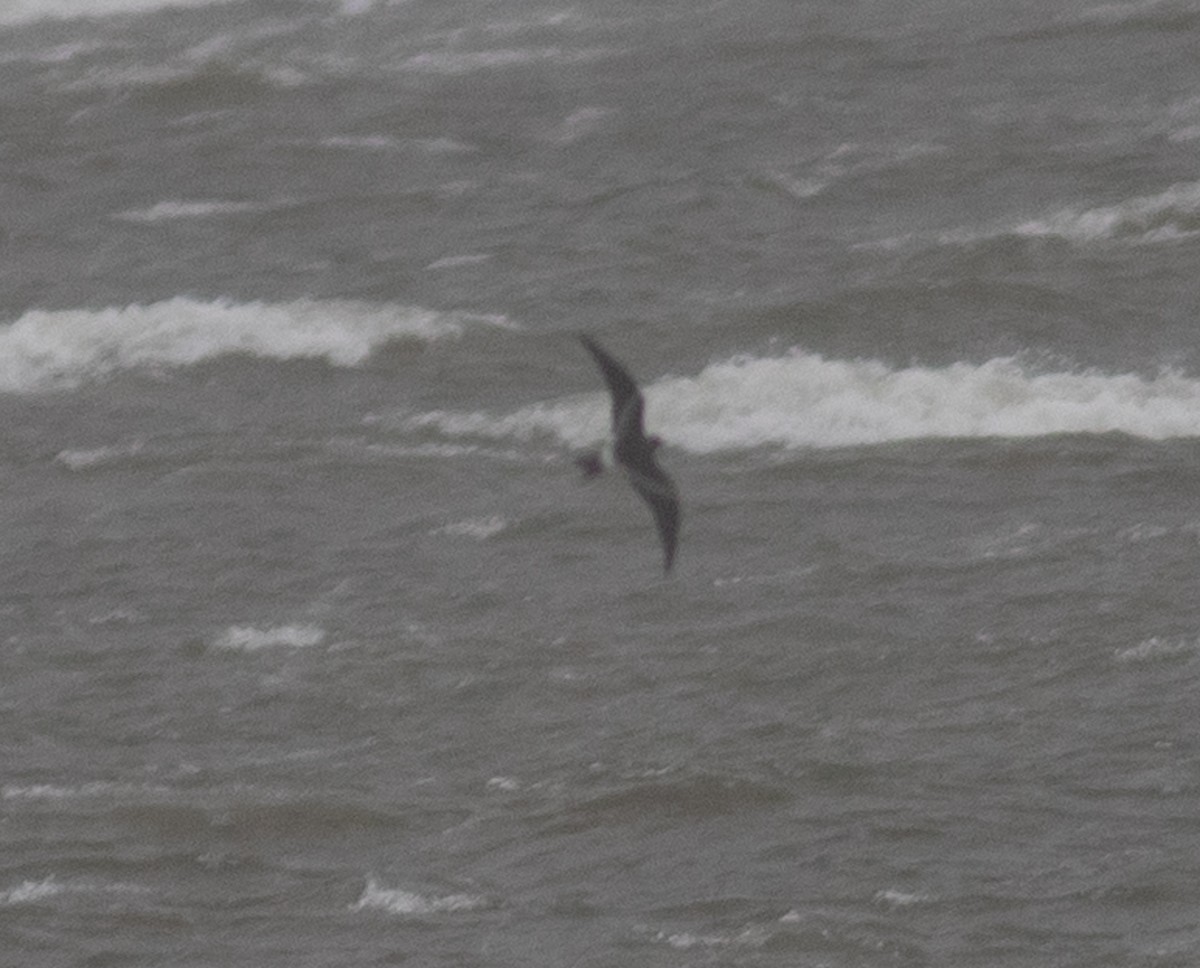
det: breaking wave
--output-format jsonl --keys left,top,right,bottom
{"left": 0, "top": 297, "right": 497, "bottom": 393}
{"left": 113, "top": 199, "right": 266, "bottom": 222}
{"left": 1003, "top": 180, "right": 1200, "bottom": 245}
{"left": 351, "top": 878, "right": 491, "bottom": 916}
{"left": 872, "top": 180, "right": 1200, "bottom": 251}
{"left": 212, "top": 623, "right": 327, "bottom": 652}
{"left": 0, "top": 0, "right": 238, "bottom": 25}
{"left": 406, "top": 350, "right": 1200, "bottom": 452}
{"left": 931, "top": 180, "right": 1200, "bottom": 248}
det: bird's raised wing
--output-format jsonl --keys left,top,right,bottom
{"left": 579, "top": 335, "right": 646, "bottom": 439}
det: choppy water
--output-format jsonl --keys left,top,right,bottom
{"left": 3, "top": 0, "right": 1200, "bottom": 965}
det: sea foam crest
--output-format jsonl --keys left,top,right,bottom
{"left": 0, "top": 297, "right": 471, "bottom": 393}
{"left": 431, "top": 515, "right": 509, "bottom": 540}
{"left": 0, "top": 877, "right": 63, "bottom": 906}
{"left": 0, "top": 0, "right": 235, "bottom": 25}
{"left": 409, "top": 350, "right": 1200, "bottom": 452}
{"left": 1009, "top": 180, "right": 1200, "bottom": 244}
{"left": 351, "top": 877, "right": 489, "bottom": 916}
{"left": 213, "top": 623, "right": 326, "bottom": 652}
{"left": 113, "top": 200, "right": 264, "bottom": 223}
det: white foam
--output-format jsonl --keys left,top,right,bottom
{"left": 758, "top": 141, "right": 946, "bottom": 201}
{"left": 213, "top": 623, "right": 326, "bottom": 652}
{"left": 0, "top": 297, "right": 473, "bottom": 393}
{"left": 649, "top": 926, "right": 772, "bottom": 950}
{"left": 0, "top": 0, "right": 238, "bottom": 24}
{"left": 351, "top": 877, "right": 488, "bottom": 916}
{"left": 871, "top": 179, "right": 1200, "bottom": 250}
{"left": 431, "top": 516, "right": 508, "bottom": 540}
{"left": 874, "top": 887, "right": 932, "bottom": 908}
{"left": 0, "top": 878, "right": 63, "bottom": 906}
{"left": 921, "top": 180, "right": 1200, "bottom": 249}
{"left": 2, "top": 784, "right": 79, "bottom": 801}
{"left": 55, "top": 440, "right": 144, "bottom": 471}
{"left": 113, "top": 200, "right": 263, "bottom": 223}
{"left": 0, "top": 875, "right": 151, "bottom": 906}
{"left": 1, "top": 781, "right": 167, "bottom": 800}
{"left": 320, "top": 135, "right": 403, "bottom": 151}
{"left": 401, "top": 46, "right": 610, "bottom": 75}
{"left": 1114, "top": 637, "right": 1196, "bottom": 664}
{"left": 1009, "top": 181, "right": 1200, "bottom": 244}
{"left": 546, "top": 106, "right": 615, "bottom": 144}
{"left": 406, "top": 350, "right": 1200, "bottom": 453}
{"left": 425, "top": 254, "right": 492, "bottom": 270}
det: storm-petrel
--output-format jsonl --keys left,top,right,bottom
{"left": 579, "top": 335, "right": 680, "bottom": 573}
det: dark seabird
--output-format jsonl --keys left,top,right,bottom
{"left": 579, "top": 334, "right": 681, "bottom": 573}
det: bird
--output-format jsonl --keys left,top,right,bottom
{"left": 578, "top": 334, "right": 680, "bottom": 573}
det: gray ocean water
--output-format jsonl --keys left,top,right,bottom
{"left": 3, "top": 0, "right": 1200, "bottom": 964}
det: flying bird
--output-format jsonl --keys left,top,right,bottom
{"left": 578, "top": 334, "right": 680, "bottom": 573}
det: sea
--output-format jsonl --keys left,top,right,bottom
{"left": 3, "top": 0, "right": 1200, "bottom": 964}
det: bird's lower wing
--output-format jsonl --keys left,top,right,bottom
{"left": 626, "top": 463, "right": 681, "bottom": 573}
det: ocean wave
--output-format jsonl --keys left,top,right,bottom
{"left": 870, "top": 180, "right": 1200, "bottom": 251}
{"left": 1114, "top": 636, "right": 1197, "bottom": 664}
{"left": 351, "top": 877, "right": 490, "bottom": 916}
{"left": 430, "top": 516, "right": 509, "bottom": 540}
{"left": 1, "top": 781, "right": 167, "bottom": 801}
{"left": 553, "top": 770, "right": 791, "bottom": 834}
{"left": 923, "top": 180, "right": 1200, "bottom": 248}
{"left": 405, "top": 350, "right": 1200, "bottom": 453}
{"left": 646, "top": 924, "right": 774, "bottom": 951}
{"left": 753, "top": 141, "right": 948, "bottom": 201}
{"left": 0, "top": 0, "right": 236, "bottom": 25}
{"left": 0, "top": 297, "right": 482, "bottom": 393}
{"left": 113, "top": 199, "right": 265, "bottom": 222}
{"left": 0, "top": 877, "right": 64, "bottom": 906}
{"left": 63, "top": 58, "right": 309, "bottom": 100}
{"left": 212, "top": 623, "right": 326, "bottom": 652}
{"left": 400, "top": 45, "right": 613, "bottom": 75}
{"left": 55, "top": 439, "right": 145, "bottom": 471}
{"left": 1010, "top": 0, "right": 1200, "bottom": 40}
{"left": 1006, "top": 180, "right": 1200, "bottom": 245}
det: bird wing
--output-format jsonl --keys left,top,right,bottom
{"left": 625, "top": 458, "right": 681, "bottom": 573}
{"left": 579, "top": 333, "right": 681, "bottom": 573}
{"left": 579, "top": 335, "right": 646, "bottom": 439}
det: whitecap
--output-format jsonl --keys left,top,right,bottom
{"left": 648, "top": 925, "right": 773, "bottom": 950}
{"left": 55, "top": 440, "right": 144, "bottom": 471}
{"left": 425, "top": 254, "right": 492, "bottom": 270}
{"left": 431, "top": 516, "right": 508, "bottom": 540}
{"left": 0, "top": 297, "right": 471, "bottom": 393}
{"left": 1010, "top": 181, "right": 1200, "bottom": 244}
{"left": 2, "top": 784, "right": 78, "bottom": 801}
{"left": 874, "top": 887, "right": 932, "bottom": 908}
{"left": 350, "top": 877, "right": 489, "bottom": 915}
{"left": 1114, "top": 637, "right": 1196, "bottom": 664}
{"left": 320, "top": 135, "right": 403, "bottom": 151}
{"left": 0, "top": 878, "right": 63, "bottom": 905}
{"left": 113, "top": 200, "right": 263, "bottom": 223}
{"left": 404, "top": 350, "right": 1200, "bottom": 454}
{"left": 2, "top": 781, "right": 173, "bottom": 801}
{"left": 0, "top": 0, "right": 234, "bottom": 25}
{"left": 546, "top": 106, "right": 615, "bottom": 144}
{"left": 212, "top": 624, "right": 326, "bottom": 652}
